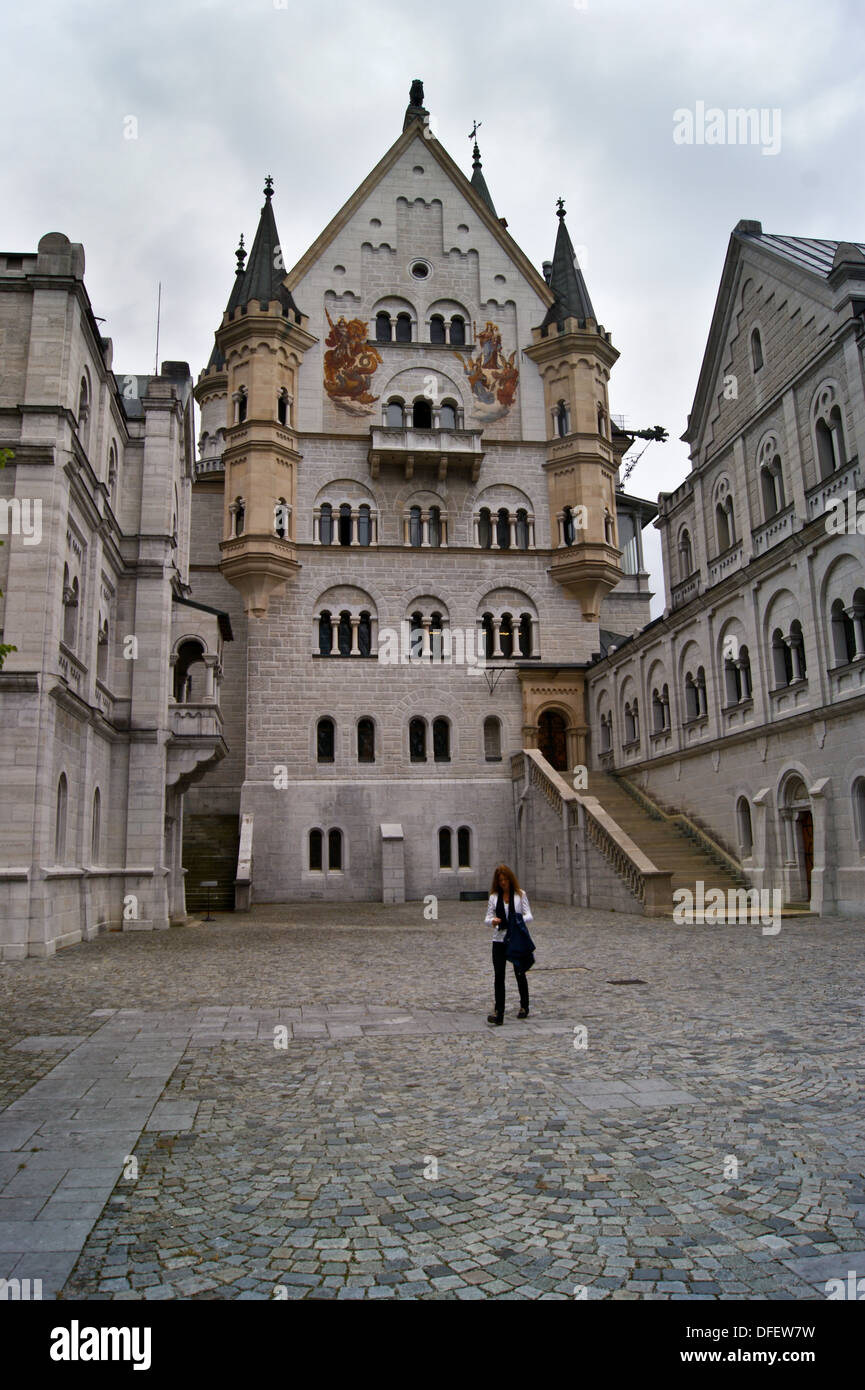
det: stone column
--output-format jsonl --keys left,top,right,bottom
{"left": 785, "top": 634, "right": 805, "bottom": 681}
{"left": 509, "top": 512, "right": 517, "bottom": 548}
{"left": 440, "top": 517, "right": 448, "bottom": 548}
{"left": 330, "top": 617, "right": 340, "bottom": 656}
{"left": 556, "top": 512, "right": 565, "bottom": 547}
{"left": 350, "top": 616, "right": 360, "bottom": 656}
{"left": 370, "top": 616, "right": 379, "bottom": 655}
{"left": 845, "top": 604, "right": 865, "bottom": 659}
{"left": 472, "top": 514, "right": 480, "bottom": 546}
{"left": 350, "top": 510, "right": 359, "bottom": 546}
{"left": 421, "top": 617, "right": 431, "bottom": 658}
{"left": 491, "top": 618, "right": 503, "bottom": 658}
{"left": 312, "top": 507, "right": 320, "bottom": 544}
{"left": 530, "top": 618, "right": 540, "bottom": 658}
{"left": 421, "top": 511, "right": 430, "bottom": 547}
{"left": 528, "top": 516, "right": 536, "bottom": 548}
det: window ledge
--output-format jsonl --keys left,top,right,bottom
{"left": 721, "top": 698, "right": 754, "bottom": 714}
{"left": 770, "top": 679, "right": 808, "bottom": 696}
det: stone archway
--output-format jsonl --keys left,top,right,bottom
{"left": 516, "top": 669, "right": 589, "bottom": 776}
{"left": 779, "top": 774, "right": 813, "bottom": 904}
{"left": 538, "top": 710, "right": 568, "bottom": 771}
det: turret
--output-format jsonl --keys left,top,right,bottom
{"left": 201, "top": 178, "right": 317, "bottom": 618}
{"left": 524, "top": 200, "right": 622, "bottom": 622}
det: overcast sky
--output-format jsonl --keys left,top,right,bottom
{"left": 3, "top": 0, "right": 862, "bottom": 611}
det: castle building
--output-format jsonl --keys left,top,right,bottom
{"left": 183, "top": 81, "right": 656, "bottom": 909}
{"left": 3, "top": 84, "right": 861, "bottom": 955}
{"left": 585, "top": 224, "right": 865, "bottom": 916}
{"left": 0, "top": 235, "right": 230, "bottom": 957}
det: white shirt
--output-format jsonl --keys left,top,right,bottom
{"left": 485, "top": 891, "right": 533, "bottom": 944}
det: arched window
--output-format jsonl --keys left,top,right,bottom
{"left": 317, "top": 717, "right": 335, "bottom": 762}
{"left": 277, "top": 389, "right": 289, "bottom": 426}
{"left": 679, "top": 528, "right": 693, "bottom": 579}
{"left": 236, "top": 386, "right": 247, "bottom": 424}
{"left": 790, "top": 619, "right": 806, "bottom": 679}
{"left": 604, "top": 510, "right": 614, "bottom": 544}
{"left": 750, "top": 328, "right": 763, "bottom": 372}
{"left": 318, "top": 610, "right": 332, "bottom": 656}
{"left": 395, "top": 313, "right": 412, "bottom": 343}
{"left": 599, "top": 713, "right": 612, "bottom": 752}
{"left": 429, "top": 611, "right": 445, "bottom": 660}
{"left": 737, "top": 796, "right": 753, "bottom": 856}
{"left": 481, "top": 612, "right": 494, "bottom": 660}
{"left": 684, "top": 674, "right": 700, "bottom": 721}
{"left": 430, "top": 315, "right": 446, "bottom": 344}
{"left": 563, "top": 506, "right": 575, "bottom": 546}
{"left": 107, "top": 444, "right": 118, "bottom": 502}
{"left": 337, "top": 503, "right": 351, "bottom": 546}
{"left": 438, "top": 827, "right": 452, "bottom": 868}
{"left": 716, "top": 502, "right": 730, "bottom": 552}
{"left": 55, "top": 773, "right": 68, "bottom": 862}
{"left": 496, "top": 507, "right": 510, "bottom": 549}
{"left": 499, "top": 612, "right": 514, "bottom": 659}
{"left": 376, "top": 312, "right": 392, "bottom": 343}
{"left": 853, "top": 777, "right": 865, "bottom": 855}
{"left": 328, "top": 828, "right": 342, "bottom": 871}
{"left": 457, "top": 826, "right": 471, "bottom": 867}
{"left": 515, "top": 509, "right": 529, "bottom": 550}
{"left": 831, "top": 598, "right": 856, "bottom": 666}
{"left": 428, "top": 506, "right": 442, "bottom": 548}
{"left": 484, "top": 716, "right": 502, "bottom": 761}
{"left": 337, "top": 610, "right": 352, "bottom": 656}
{"left": 174, "top": 639, "right": 205, "bottom": 702}
{"left": 439, "top": 401, "right": 456, "bottom": 430}
{"left": 518, "top": 613, "right": 532, "bottom": 657}
{"left": 274, "top": 498, "right": 289, "bottom": 539}
{"left": 91, "top": 788, "right": 102, "bottom": 863}
{"left": 478, "top": 508, "right": 492, "bottom": 549}
{"left": 97, "top": 616, "right": 109, "bottom": 684}
{"left": 623, "top": 701, "right": 638, "bottom": 744}
{"left": 410, "top": 717, "right": 427, "bottom": 762}
{"left": 319, "top": 502, "right": 333, "bottom": 545}
{"left": 772, "top": 628, "right": 793, "bottom": 687}
{"left": 357, "top": 504, "right": 372, "bottom": 546}
{"left": 62, "top": 569, "right": 79, "bottom": 648}
{"left": 555, "top": 400, "right": 569, "bottom": 438}
{"left": 652, "top": 688, "right": 666, "bottom": 732}
{"left": 433, "top": 717, "right": 450, "bottom": 762}
{"left": 385, "top": 399, "right": 404, "bottom": 428}
{"left": 232, "top": 497, "right": 245, "bottom": 537}
{"left": 412, "top": 397, "right": 432, "bottom": 428}
{"left": 761, "top": 467, "right": 779, "bottom": 518}
{"left": 358, "top": 611, "right": 372, "bottom": 657}
{"left": 357, "top": 718, "right": 375, "bottom": 762}
{"left": 409, "top": 506, "right": 422, "bottom": 548}
{"left": 409, "top": 611, "right": 424, "bottom": 660}
{"left": 813, "top": 386, "right": 847, "bottom": 479}
{"left": 309, "top": 828, "right": 323, "bottom": 871}
{"left": 77, "top": 374, "right": 90, "bottom": 447}
{"left": 449, "top": 316, "right": 466, "bottom": 346}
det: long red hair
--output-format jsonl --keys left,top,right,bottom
{"left": 490, "top": 863, "right": 522, "bottom": 896}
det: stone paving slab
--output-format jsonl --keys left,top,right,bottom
{"left": 1, "top": 902, "right": 863, "bottom": 1299}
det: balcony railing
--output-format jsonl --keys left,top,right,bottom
{"left": 752, "top": 502, "right": 795, "bottom": 555}
{"left": 671, "top": 571, "right": 700, "bottom": 609}
{"left": 368, "top": 427, "right": 485, "bottom": 482}
{"left": 707, "top": 539, "right": 743, "bottom": 586}
{"left": 193, "top": 455, "right": 225, "bottom": 479}
{"left": 806, "top": 457, "right": 860, "bottom": 520}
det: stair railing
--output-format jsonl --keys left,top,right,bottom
{"left": 609, "top": 773, "right": 748, "bottom": 884}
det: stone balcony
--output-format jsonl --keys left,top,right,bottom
{"left": 752, "top": 502, "right": 795, "bottom": 556}
{"left": 806, "top": 457, "right": 860, "bottom": 520}
{"left": 193, "top": 455, "right": 225, "bottom": 480}
{"left": 368, "top": 427, "right": 485, "bottom": 482}
{"left": 707, "top": 539, "right": 743, "bottom": 587}
{"left": 671, "top": 571, "right": 700, "bottom": 610}
{"left": 167, "top": 700, "right": 227, "bottom": 792}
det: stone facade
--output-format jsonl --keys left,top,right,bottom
{"left": 586, "top": 225, "right": 865, "bottom": 916}
{"left": 0, "top": 235, "right": 230, "bottom": 957}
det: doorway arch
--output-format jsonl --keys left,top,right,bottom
{"left": 779, "top": 773, "right": 813, "bottom": 904}
{"left": 538, "top": 709, "right": 568, "bottom": 772}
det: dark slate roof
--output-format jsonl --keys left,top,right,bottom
{"left": 229, "top": 180, "right": 302, "bottom": 318}
{"left": 596, "top": 629, "right": 631, "bottom": 659}
{"left": 470, "top": 142, "right": 497, "bottom": 217}
{"left": 734, "top": 227, "right": 865, "bottom": 278}
{"left": 541, "top": 202, "right": 595, "bottom": 329}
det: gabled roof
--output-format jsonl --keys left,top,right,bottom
{"left": 282, "top": 111, "right": 553, "bottom": 305}
{"left": 541, "top": 200, "right": 595, "bottom": 329}
{"left": 683, "top": 221, "right": 864, "bottom": 449}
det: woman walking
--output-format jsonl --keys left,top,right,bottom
{"left": 485, "top": 863, "right": 533, "bottom": 1025}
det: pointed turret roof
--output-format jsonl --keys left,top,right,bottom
{"left": 233, "top": 176, "right": 302, "bottom": 317}
{"left": 469, "top": 140, "right": 497, "bottom": 217}
{"left": 541, "top": 198, "right": 595, "bottom": 329}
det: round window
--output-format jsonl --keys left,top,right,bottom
{"left": 411, "top": 261, "right": 430, "bottom": 279}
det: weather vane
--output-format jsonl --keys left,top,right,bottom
{"left": 468, "top": 120, "right": 482, "bottom": 143}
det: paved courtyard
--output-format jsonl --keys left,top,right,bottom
{"left": 0, "top": 901, "right": 863, "bottom": 1300}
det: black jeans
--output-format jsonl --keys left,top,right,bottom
{"left": 492, "top": 940, "right": 529, "bottom": 1015}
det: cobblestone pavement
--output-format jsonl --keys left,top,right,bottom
{"left": 1, "top": 902, "right": 863, "bottom": 1300}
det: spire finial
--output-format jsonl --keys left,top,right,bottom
{"left": 469, "top": 120, "right": 483, "bottom": 166}
{"left": 264, "top": 174, "right": 274, "bottom": 201}
{"left": 556, "top": 197, "right": 566, "bottom": 220}
{"left": 235, "top": 233, "right": 246, "bottom": 275}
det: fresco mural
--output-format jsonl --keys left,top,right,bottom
{"left": 323, "top": 308, "right": 383, "bottom": 415}
{"left": 455, "top": 320, "right": 519, "bottom": 423}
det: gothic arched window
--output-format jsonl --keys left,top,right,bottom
{"left": 376, "top": 312, "right": 392, "bottom": 343}
{"left": 496, "top": 507, "right": 510, "bottom": 549}
{"left": 319, "top": 502, "right": 332, "bottom": 545}
{"left": 449, "top": 316, "right": 466, "bottom": 346}
{"left": 410, "top": 717, "right": 427, "bottom": 762}
{"left": 395, "top": 313, "right": 412, "bottom": 342}
{"left": 319, "top": 610, "right": 332, "bottom": 656}
{"left": 433, "top": 717, "right": 450, "bottom": 762}
{"left": 430, "top": 315, "right": 446, "bottom": 344}
{"left": 357, "top": 504, "right": 372, "bottom": 546}
{"left": 317, "top": 717, "right": 335, "bottom": 762}
{"left": 515, "top": 509, "right": 529, "bottom": 550}
{"left": 478, "top": 508, "right": 492, "bottom": 549}
{"left": 357, "top": 718, "right": 375, "bottom": 763}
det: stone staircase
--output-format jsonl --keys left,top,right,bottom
{"left": 591, "top": 772, "right": 746, "bottom": 896}
{"left": 182, "top": 814, "right": 239, "bottom": 913}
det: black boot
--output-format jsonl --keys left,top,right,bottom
{"left": 517, "top": 1006, "right": 529, "bottom": 1018}
{"left": 487, "top": 1011, "right": 503, "bottom": 1025}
